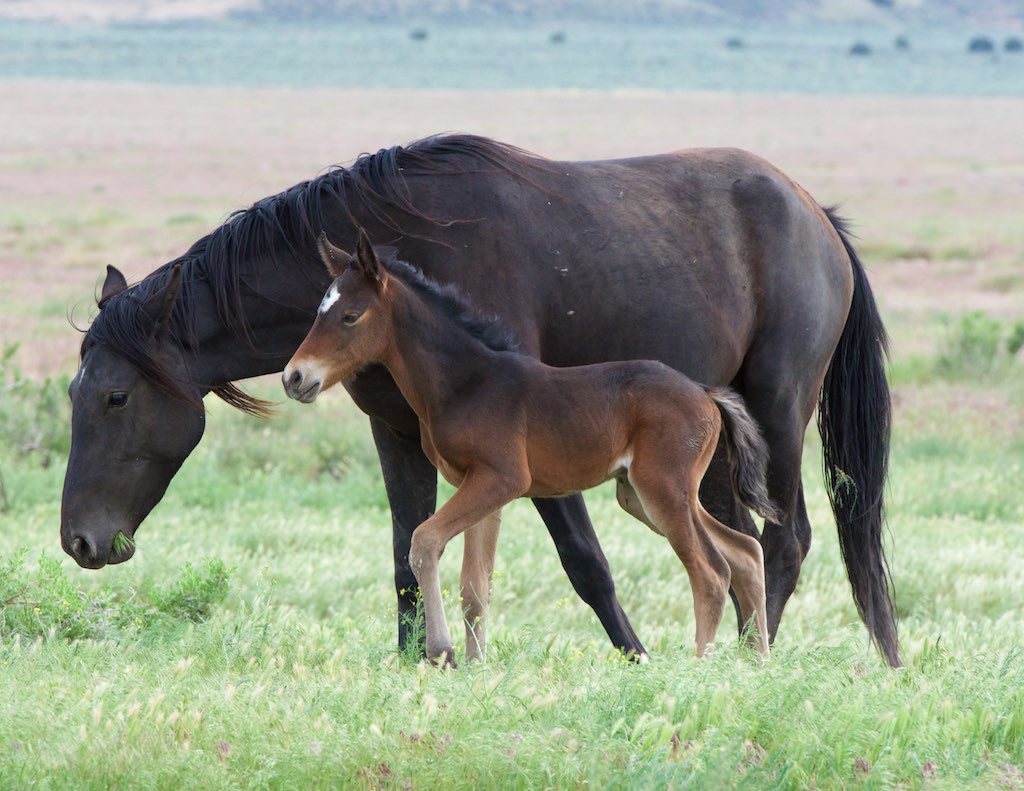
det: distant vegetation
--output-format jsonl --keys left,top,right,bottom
{"left": 228, "top": 0, "right": 1024, "bottom": 25}
{"left": 968, "top": 36, "right": 995, "bottom": 53}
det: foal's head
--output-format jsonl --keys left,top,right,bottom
{"left": 283, "top": 229, "right": 392, "bottom": 403}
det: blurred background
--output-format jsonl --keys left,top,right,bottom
{"left": 4, "top": 0, "right": 1024, "bottom": 93}
{"left": 2, "top": 0, "right": 1023, "bottom": 379}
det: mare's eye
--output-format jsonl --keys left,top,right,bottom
{"left": 108, "top": 392, "right": 128, "bottom": 408}
{"left": 342, "top": 313, "right": 360, "bottom": 325}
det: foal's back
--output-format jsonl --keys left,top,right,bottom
{"left": 496, "top": 355, "right": 718, "bottom": 499}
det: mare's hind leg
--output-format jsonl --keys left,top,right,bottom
{"left": 696, "top": 507, "right": 768, "bottom": 655}
{"left": 461, "top": 511, "right": 501, "bottom": 662}
{"left": 626, "top": 465, "right": 731, "bottom": 657}
{"left": 737, "top": 375, "right": 820, "bottom": 643}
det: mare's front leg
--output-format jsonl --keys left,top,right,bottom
{"left": 369, "top": 418, "right": 438, "bottom": 652}
{"left": 410, "top": 473, "right": 520, "bottom": 667}
{"left": 533, "top": 496, "right": 647, "bottom": 659}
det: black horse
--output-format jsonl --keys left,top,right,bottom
{"left": 61, "top": 135, "right": 898, "bottom": 666}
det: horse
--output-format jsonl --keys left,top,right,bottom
{"left": 60, "top": 134, "right": 898, "bottom": 666}
{"left": 284, "top": 231, "right": 781, "bottom": 664}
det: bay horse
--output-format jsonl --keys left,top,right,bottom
{"left": 284, "top": 231, "right": 781, "bottom": 664}
{"left": 60, "top": 134, "right": 898, "bottom": 666}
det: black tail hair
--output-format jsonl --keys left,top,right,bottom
{"left": 706, "top": 387, "right": 782, "bottom": 524}
{"left": 819, "top": 207, "right": 899, "bottom": 667}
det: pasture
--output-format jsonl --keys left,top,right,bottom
{"left": 1, "top": 82, "right": 1023, "bottom": 788}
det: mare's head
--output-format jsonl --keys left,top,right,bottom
{"left": 283, "top": 229, "right": 392, "bottom": 403}
{"left": 61, "top": 264, "right": 206, "bottom": 569}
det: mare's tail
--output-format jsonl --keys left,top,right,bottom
{"left": 705, "top": 387, "right": 783, "bottom": 525}
{"left": 818, "top": 206, "right": 899, "bottom": 667}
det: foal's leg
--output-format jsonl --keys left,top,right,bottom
{"left": 626, "top": 466, "right": 731, "bottom": 657}
{"left": 699, "top": 444, "right": 762, "bottom": 638}
{"left": 461, "top": 511, "right": 501, "bottom": 662}
{"left": 409, "top": 473, "right": 518, "bottom": 667}
{"left": 696, "top": 507, "right": 769, "bottom": 655}
{"left": 620, "top": 477, "right": 763, "bottom": 652}
{"left": 616, "top": 479, "right": 663, "bottom": 537}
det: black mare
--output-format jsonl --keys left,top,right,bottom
{"left": 60, "top": 135, "right": 898, "bottom": 665}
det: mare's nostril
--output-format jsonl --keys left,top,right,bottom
{"left": 70, "top": 535, "right": 95, "bottom": 562}
{"left": 286, "top": 369, "right": 302, "bottom": 389}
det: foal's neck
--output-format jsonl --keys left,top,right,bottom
{"left": 379, "top": 282, "right": 500, "bottom": 422}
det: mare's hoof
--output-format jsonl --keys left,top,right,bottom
{"left": 428, "top": 648, "right": 457, "bottom": 669}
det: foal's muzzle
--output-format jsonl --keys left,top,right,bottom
{"left": 282, "top": 364, "right": 322, "bottom": 403}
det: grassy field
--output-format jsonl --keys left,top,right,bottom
{"left": 1, "top": 82, "right": 1023, "bottom": 789}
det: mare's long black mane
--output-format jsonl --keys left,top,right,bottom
{"left": 84, "top": 134, "right": 542, "bottom": 414}
{"left": 382, "top": 255, "right": 520, "bottom": 354}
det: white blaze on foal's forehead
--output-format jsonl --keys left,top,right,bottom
{"left": 318, "top": 285, "right": 341, "bottom": 315}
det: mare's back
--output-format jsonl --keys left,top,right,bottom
{"left": 398, "top": 145, "right": 842, "bottom": 382}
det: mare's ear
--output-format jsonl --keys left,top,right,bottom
{"left": 317, "top": 232, "right": 353, "bottom": 279}
{"left": 143, "top": 264, "right": 183, "bottom": 336}
{"left": 98, "top": 265, "right": 128, "bottom": 308}
{"left": 354, "top": 228, "right": 386, "bottom": 285}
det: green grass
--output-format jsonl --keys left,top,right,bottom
{"left": 1, "top": 348, "right": 1022, "bottom": 789}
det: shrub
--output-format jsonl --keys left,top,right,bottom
{"left": 1009, "top": 321, "right": 1024, "bottom": 357}
{"left": 0, "top": 343, "right": 71, "bottom": 467}
{"left": 0, "top": 551, "right": 127, "bottom": 640}
{"left": 0, "top": 552, "right": 231, "bottom": 642}
{"left": 968, "top": 36, "right": 995, "bottom": 53}
{"left": 935, "top": 311, "right": 1006, "bottom": 378}
{"left": 148, "top": 558, "right": 231, "bottom": 623}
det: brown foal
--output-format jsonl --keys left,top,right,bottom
{"left": 284, "top": 230, "right": 782, "bottom": 666}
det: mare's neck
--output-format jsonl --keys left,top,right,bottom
{"left": 183, "top": 263, "right": 328, "bottom": 390}
{"left": 378, "top": 284, "right": 499, "bottom": 423}
{"left": 175, "top": 210, "right": 375, "bottom": 390}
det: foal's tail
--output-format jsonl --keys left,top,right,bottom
{"left": 705, "top": 388, "right": 783, "bottom": 524}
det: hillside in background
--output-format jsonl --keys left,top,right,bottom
{"left": 2, "top": 0, "right": 1022, "bottom": 26}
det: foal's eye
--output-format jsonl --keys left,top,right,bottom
{"left": 108, "top": 392, "right": 128, "bottom": 408}
{"left": 342, "top": 313, "right": 360, "bottom": 325}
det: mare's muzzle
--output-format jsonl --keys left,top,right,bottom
{"left": 61, "top": 521, "right": 136, "bottom": 569}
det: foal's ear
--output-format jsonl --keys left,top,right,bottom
{"left": 316, "top": 232, "right": 353, "bottom": 279}
{"left": 354, "top": 228, "right": 386, "bottom": 285}
{"left": 143, "top": 264, "right": 183, "bottom": 336}
{"left": 98, "top": 265, "right": 128, "bottom": 308}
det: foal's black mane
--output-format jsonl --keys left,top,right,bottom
{"left": 84, "top": 134, "right": 543, "bottom": 414}
{"left": 382, "top": 255, "right": 520, "bottom": 354}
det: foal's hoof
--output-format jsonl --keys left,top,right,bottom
{"left": 428, "top": 647, "right": 457, "bottom": 669}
